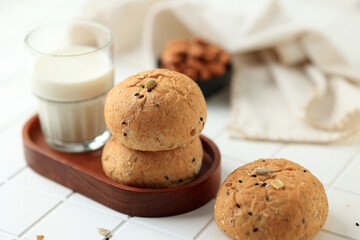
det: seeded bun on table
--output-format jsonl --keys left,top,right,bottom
{"left": 101, "top": 136, "right": 203, "bottom": 188}
{"left": 214, "top": 158, "right": 328, "bottom": 240}
{"left": 104, "top": 69, "right": 207, "bottom": 151}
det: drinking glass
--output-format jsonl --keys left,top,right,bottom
{"left": 25, "top": 21, "right": 114, "bottom": 152}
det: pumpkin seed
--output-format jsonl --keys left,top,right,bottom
{"left": 145, "top": 80, "right": 157, "bottom": 89}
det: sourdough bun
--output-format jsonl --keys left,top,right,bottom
{"left": 104, "top": 68, "right": 207, "bottom": 151}
{"left": 214, "top": 158, "right": 328, "bottom": 240}
{"left": 101, "top": 136, "right": 203, "bottom": 188}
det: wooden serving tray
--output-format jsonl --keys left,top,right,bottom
{"left": 23, "top": 115, "right": 221, "bottom": 217}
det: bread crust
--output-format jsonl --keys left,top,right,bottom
{"left": 214, "top": 158, "right": 328, "bottom": 240}
{"left": 104, "top": 69, "right": 207, "bottom": 151}
{"left": 101, "top": 136, "right": 203, "bottom": 188}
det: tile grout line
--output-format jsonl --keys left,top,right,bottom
{"left": 321, "top": 229, "right": 357, "bottom": 240}
{"left": 270, "top": 143, "right": 287, "bottom": 158}
{"left": 128, "top": 219, "right": 193, "bottom": 240}
{"left": 221, "top": 154, "right": 248, "bottom": 164}
{"left": 0, "top": 229, "right": 19, "bottom": 240}
{"left": 7, "top": 177, "right": 73, "bottom": 203}
{"left": 18, "top": 200, "right": 65, "bottom": 239}
{"left": 107, "top": 219, "right": 129, "bottom": 238}
{"left": 6, "top": 166, "right": 28, "bottom": 181}
{"left": 310, "top": 145, "right": 360, "bottom": 239}
{"left": 332, "top": 186, "right": 360, "bottom": 197}
{"left": 67, "top": 198, "right": 129, "bottom": 221}
{"left": 326, "top": 146, "right": 360, "bottom": 193}
{"left": 0, "top": 108, "right": 36, "bottom": 134}
{"left": 18, "top": 192, "right": 75, "bottom": 239}
{"left": 193, "top": 217, "right": 214, "bottom": 240}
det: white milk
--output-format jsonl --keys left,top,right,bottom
{"left": 32, "top": 46, "right": 114, "bottom": 144}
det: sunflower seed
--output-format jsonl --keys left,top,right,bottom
{"left": 271, "top": 179, "right": 284, "bottom": 189}
{"left": 97, "top": 227, "right": 111, "bottom": 237}
{"left": 254, "top": 167, "right": 273, "bottom": 175}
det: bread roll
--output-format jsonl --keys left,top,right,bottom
{"left": 101, "top": 136, "right": 203, "bottom": 188}
{"left": 214, "top": 158, "right": 328, "bottom": 240}
{"left": 104, "top": 69, "right": 207, "bottom": 151}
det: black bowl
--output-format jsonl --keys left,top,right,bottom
{"left": 157, "top": 60, "right": 232, "bottom": 98}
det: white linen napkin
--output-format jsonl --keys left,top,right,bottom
{"left": 75, "top": 0, "right": 360, "bottom": 143}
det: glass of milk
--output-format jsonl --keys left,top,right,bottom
{"left": 25, "top": 21, "right": 114, "bottom": 152}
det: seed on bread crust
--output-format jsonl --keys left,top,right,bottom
{"left": 271, "top": 179, "right": 284, "bottom": 189}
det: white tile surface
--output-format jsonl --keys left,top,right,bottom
{"left": 24, "top": 201, "right": 123, "bottom": 240}
{"left": 197, "top": 220, "right": 351, "bottom": 240}
{"left": 131, "top": 199, "right": 215, "bottom": 240}
{"left": 0, "top": 80, "right": 36, "bottom": 129}
{"left": 0, "top": 232, "right": 16, "bottom": 240}
{"left": 0, "top": 183, "right": 60, "bottom": 236}
{"left": 0, "top": 121, "right": 27, "bottom": 180}
{"left": 10, "top": 167, "right": 72, "bottom": 200}
{"left": 323, "top": 189, "right": 360, "bottom": 239}
{"left": 215, "top": 131, "right": 283, "bottom": 162}
{"left": 68, "top": 193, "right": 128, "bottom": 220}
{"left": 221, "top": 157, "right": 246, "bottom": 183}
{"left": 335, "top": 155, "right": 360, "bottom": 195}
{"left": 197, "top": 220, "right": 231, "bottom": 240}
{"left": 313, "top": 231, "right": 350, "bottom": 240}
{"left": 274, "top": 142, "right": 359, "bottom": 186}
{"left": 203, "top": 89, "right": 231, "bottom": 138}
{"left": 113, "top": 222, "right": 182, "bottom": 240}
{"left": 0, "top": 0, "right": 360, "bottom": 239}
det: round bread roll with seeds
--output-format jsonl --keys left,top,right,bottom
{"left": 214, "top": 158, "right": 328, "bottom": 240}
{"left": 101, "top": 135, "right": 203, "bottom": 188}
{"left": 104, "top": 68, "right": 207, "bottom": 151}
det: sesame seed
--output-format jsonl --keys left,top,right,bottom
{"left": 179, "top": 179, "right": 183, "bottom": 183}
{"left": 265, "top": 195, "right": 270, "bottom": 200}
{"left": 255, "top": 183, "right": 259, "bottom": 186}
{"left": 141, "top": 85, "right": 145, "bottom": 88}
{"left": 123, "top": 133, "right": 127, "bottom": 136}
{"left": 200, "top": 117, "right": 203, "bottom": 121}
{"left": 225, "top": 183, "right": 232, "bottom": 187}
{"left": 147, "top": 89, "right": 152, "bottom": 92}
{"left": 122, "top": 121, "right": 126, "bottom": 125}
{"left": 356, "top": 223, "right": 359, "bottom": 226}
{"left": 238, "top": 180, "right": 243, "bottom": 183}
{"left": 252, "top": 174, "right": 257, "bottom": 177}
{"left": 235, "top": 189, "right": 239, "bottom": 192}
{"left": 304, "top": 170, "right": 307, "bottom": 172}
{"left": 134, "top": 93, "right": 139, "bottom": 96}
{"left": 164, "top": 176, "right": 169, "bottom": 180}
{"left": 155, "top": 104, "right": 159, "bottom": 106}
{"left": 226, "top": 192, "right": 230, "bottom": 196}
{"left": 236, "top": 204, "right": 240, "bottom": 208}
{"left": 192, "top": 157, "right": 195, "bottom": 162}
{"left": 262, "top": 160, "right": 266, "bottom": 162}
{"left": 139, "top": 95, "right": 144, "bottom": 99}
{"left": 253, "top": 228, "right": 258, "bottom": 232}
{"left": 248, "top": 212, "right": 252, "bottom": 216}
{"left": 262, "top": 183, "right": 267, "bottom": 187}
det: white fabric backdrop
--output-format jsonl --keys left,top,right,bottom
{"left": 75, "top": 0, "right": 360, "bottom": 143}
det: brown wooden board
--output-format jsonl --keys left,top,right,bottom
{"left": 22, "top": 115, "right": 221, "bottom": 217}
